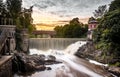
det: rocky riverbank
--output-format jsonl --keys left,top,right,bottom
{"left": 75, "top": 41, "right": 120, "bottom": 76}
{"left": 12, "top": 53, "right": 62, "bottom": 75}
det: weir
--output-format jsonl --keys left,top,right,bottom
{"left": 29, "top": 38, "right": 86, "bottom": 50}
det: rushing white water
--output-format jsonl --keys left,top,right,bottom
{"left": 28, "top": 41, "right": 105, "bottom": 77}
{"left": 65, "top": 41, "right": 86, "bottom": 54}
{"left": 30, "top": 41, "right": 86, "bottom": 55}
{"left": 89, "top": 59, "right": 108, "bottom": 67}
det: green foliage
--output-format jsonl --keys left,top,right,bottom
{"left": 54, "top": 18, "right": 88, "bottom": 38}
{"left": 54, "top": 26, "right": 63, "bottom": 38}
{"left": 88, "top": 17, "right": 96, "bottom": 23}
{"left": 2, "top": 0, "right": 35, "bottom": 33}
{"left": 93, "top": 5, "right": 107, "bottom": 18}
{"left": 94, "top": 8, "right": 120, "bottom": 65}
{"left": 6, "top": 0, "right": 22, "bottom": 18}
{"left": 114, "top": 62, "right": 120, "bottom": 66}
{"left": 93, "top": 0, "right": 120, "bottom": 65}
{"left": 109, "top": 0, "right": 120, "bottom": 12}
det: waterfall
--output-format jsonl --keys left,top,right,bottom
{"left": 65, "top": 41, "right": 86, "bottom": 54}
{"left": 29, "top": 38, "right": 86, "bottom": 56}
{"left": 28, "top": 40, "right": 104, "bottom": 77}
{"left": 29, "top": 38, "right": 86, "bottom": 50}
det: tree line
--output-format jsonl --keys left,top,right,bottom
{"left": 93, "top": 0, "right": 120, "bottom": 66}
{"left": 54, "top": 18, "right": 88, "bottom": 38}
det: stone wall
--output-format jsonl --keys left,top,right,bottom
{"left": 0, "top": 56, "right": 13, "bottom": 77}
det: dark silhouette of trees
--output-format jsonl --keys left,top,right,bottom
{"left": 93, "top": 5, "right": 107, "bottom": 18}
{"left": 6, "top": 0, "right": 22, "bottom": 18}
{"left": 0, "top": 0, "right": 3, "bottom": 11}
{"left": 54, "top": 18, "right": 88, "bottom": 38}
{"left": 109, "top": 0, "right": 120, "bottom": 12}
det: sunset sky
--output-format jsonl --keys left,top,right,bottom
{"left": 23, "top": 0, "right": 113, "bottom": 30}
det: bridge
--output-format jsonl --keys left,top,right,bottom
{"left": 32, "top": 30, "right": 56, "bottom": 38}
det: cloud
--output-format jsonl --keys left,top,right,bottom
{"left": 33, "top": 0, "right": 56, "bottom": 9}
{"left": 23, "top": 0, "right": 113, "bottom": 24}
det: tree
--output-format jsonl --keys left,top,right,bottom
{"left": 0, "top": 0, "right": 3, "bottom": 24}
{"left": 54, "top": 18, "right": 88, "bottom": 38}
{"left": 0, "top": 0, "right": 3, "bottom": 11}
{"left": 93, "top": 5, "right": 107, "bottom": 18}
{"left": 54, "top": 26, "right": 63, "bottom": 37}
{"left": 6, "top": 0, "right": 22, "bottom": 18}
{"left": 88, "top": 17, "right": 96, "bottom": 23}
{"left": 109, "top": 0, "right": 120, "bottom": 12}
{"left": 70, "top": 17, "right": 80, "bottom": 25}
{"left": 93, "top": 0, "right": 120, "bottom": 66}
{"left": 93, "top": 9, "right": 120, "bottom": 65}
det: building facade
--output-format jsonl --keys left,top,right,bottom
{"left": 87, "top": 19, "right": 98, "bottom": 40}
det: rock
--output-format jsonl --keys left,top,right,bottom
{"left": 47, "top": 55, "right": 56, "bottom": 61}
{"left": 35, "top": 65, "right": 46, "bottom": 71}
{"left": 46, "top": 67, "right": 52, "bottom": 70}
{"left": 75, "top": 40, "right": 120, "bottom": 77}
{"left": 39, "top": 55, "right": 46, "bottom": 61}
{"left": 108, "top": 66, "right": 120, "bottom": 76}
{"left": 12, "top": 53, "right": 62, "bottom": 74}
{"left": 75, "top": 41, "right": 111, "bottom": 64}
{"left": 25, "top": 62, "right": 36, "bottom": 72}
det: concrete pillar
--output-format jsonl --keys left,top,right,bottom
{"left": 20, "top": 29, "right": 29, "bottom": 53}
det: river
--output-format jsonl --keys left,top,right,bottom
{"left": 14, "top": 38, "right": 114, "bottom": 77}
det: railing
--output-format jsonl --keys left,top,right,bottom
{"left": 0, "top": 25, "right": 16, "bottom": 52}
{"left": 0, "top": 27, "right": 8, "bottom": 52}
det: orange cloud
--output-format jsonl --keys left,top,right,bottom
{"left": 35, "top": 23, "right": 55, "bottom": 31}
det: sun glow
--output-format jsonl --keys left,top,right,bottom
{"left": 32, "top": 7, "right": 89, "bottom": 31}
{"left": 35, "top": 24, "right": 55, "bottom": 31}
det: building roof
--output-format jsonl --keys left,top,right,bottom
{"left": 88, "top": 20, "right": 98, "bottom": 24}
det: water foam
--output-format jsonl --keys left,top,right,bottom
{"left": 29, "top": 41, "right": 104, "bottom": 77}
{"left": 65, "top": 41, "right": 86, "bottom": 54}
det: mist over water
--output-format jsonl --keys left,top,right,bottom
{"left": 28, "top": 38, "right": 105, "bottom": 77}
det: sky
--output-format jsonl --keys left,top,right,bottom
{"left": 23, "top": 0, "right": 113, "bottom": 30}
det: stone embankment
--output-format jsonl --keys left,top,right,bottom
{"left": 75, "top": 41, "right": 120, "bottom": 77}
{"left": 12, "top": 53, "right": 62, "bottom": 74}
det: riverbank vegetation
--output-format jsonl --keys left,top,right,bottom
{"left": 93, "top": 0, "right": 120, "bottom": 66}
{"left": 54, "top": 18, "right": 88, "bottom": 38}
{"left": 0, "top": 0, "right": 35, "bottom": 33}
